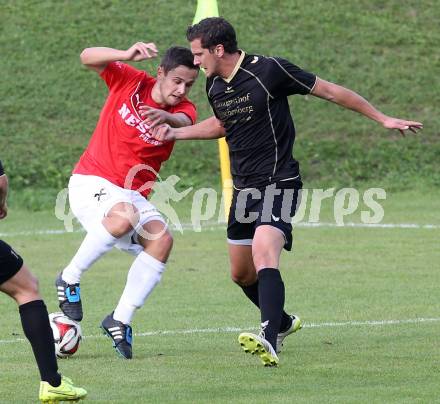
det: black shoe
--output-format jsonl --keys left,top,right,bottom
{"left": 55, "top": 273, "right": 83, "bottom": 321}
{"left": 100, "top": 313, "right": 133, "bottom": 359}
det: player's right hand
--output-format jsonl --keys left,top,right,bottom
{"left": 125, "top": 42, "right": 158, "bottom": 61}
{"left": 150, "top": 124, "right": 176, "bottom": 142}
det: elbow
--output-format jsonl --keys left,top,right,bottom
{"left": 214, "top": 122, "right": 226, "bottom": 138}
{"left": 79, "top": 48, "right": 91, "bottom": 65}
{"left": 180, "top": 116, "right": 193, "bottom": 128}
{"left": 215, "top": 130, "right": 226, "bottom": 139}
{"left": 320, "top": 89, "right": 336, "bottom": 102}
{"left": 325, "top": 92, "right": 337, "bottom": 102}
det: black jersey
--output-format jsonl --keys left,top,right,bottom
{"left": 206, "top": 52, "right": 316, "bottom": 189}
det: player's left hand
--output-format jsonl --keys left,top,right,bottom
{"left": 139, "top": 106, "right": 170, "bottom": 128}
{"left": 382, "top": 117, "right": 423, "bottom": 136}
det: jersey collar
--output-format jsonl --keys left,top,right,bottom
{"left": 223, "top": 50, "right": 246, "bottom": 84}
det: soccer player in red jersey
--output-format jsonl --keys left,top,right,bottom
{"left": 55, "top": 42, "right": 199, "bottom": 359}
{"left": 0, "top": 160, "right": 87, "bottom": 402}
{"left": 151, "top": 18, "right": 423, "bottom": 366}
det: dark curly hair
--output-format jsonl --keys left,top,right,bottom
{"left": 186, "top": 17, "right": 238, "bottom": 54}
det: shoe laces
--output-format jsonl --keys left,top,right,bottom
{"left": 258, "top": 320, "right": 269, "bottom": 339}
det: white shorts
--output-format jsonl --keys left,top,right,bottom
{"left": 68, "top": 174, "right": 166, "bottom": 256}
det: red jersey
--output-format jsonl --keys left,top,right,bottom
{"left": 73, "top": 62, "right": 197, "bottom": 197}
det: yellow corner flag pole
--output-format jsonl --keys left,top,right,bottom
{"left": 192, "top": 0, "right": 233, "bottom": 222}
{"left": 193, "top": 0, "right": 219, "bottom": 24}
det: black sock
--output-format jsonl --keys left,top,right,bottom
{"left": 19, "top": 300, "right": 61, "bottom": 387}
{"left": 240, "top": 281, "right": 260, "bottom": 308}
{"left": 241, "top": 280, "right": 291, "bottom": 332}
{"left": 258, "top": 268, "right": 285, "bottom": 350}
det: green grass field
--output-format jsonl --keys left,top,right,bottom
{"left": 1, "top": 0, "right": 439, "bottom": 402}
{"left": 0, "top": 190, "right": 439, "bottom": 403}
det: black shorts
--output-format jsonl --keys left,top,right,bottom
{"left": 227, "top": 178, "right": 303, "bottom": 251}
{"left": 0, "top": 240, "right": 23, "bottom": 285}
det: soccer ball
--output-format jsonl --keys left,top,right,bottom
{"left": 48, "top": 312, "right": 82, "bottom": 358}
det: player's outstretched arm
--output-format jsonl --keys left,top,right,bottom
{"left": 311, "top": 78, "right": 423, "bottom": 136}
{"left": 80, "top": 42, "right": 158, "bottom": 73}
{"left": 0, "top": 173, "right": 9, "bottom": 220}
{"left": 139, "top": 107, "right": 192, "bottom": 128}
{"left": 150, "top": 116, "right": 225, "bottom": 142}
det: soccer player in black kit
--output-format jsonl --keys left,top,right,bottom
{"left": 151, "top": 17, "right": 423, "bottom": 366}
{"left": 0, "top": 160, "right": 87, "bottom": 401}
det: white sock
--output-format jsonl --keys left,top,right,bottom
{"left": 62, "top": 223, "right": 118, "bottom": 284}
{"left": 113, "top": 251, "right": 165, "bottom": 325}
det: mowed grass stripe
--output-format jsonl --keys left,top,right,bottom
{"left": 2, "top": 317, "right": 440, "bottom": 345}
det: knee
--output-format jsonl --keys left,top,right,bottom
{"left": 140, "top": 230, "right": 173, "bottom": 262}
{"left": 230, "top": 268, "right": 257, "bottom": 286}
{"left": 231, "top": 272, "right": 246, "bottom": 286}
{"left": 159, "top": 231, "right": 174, "bottom": 254}
{"left": 252, "top": 250, "right": 278, "bottom": 271}
{"left": 22, "top": 272, "right": 40, "bottom": 297}
{"left": 104, "top": 206, "right": 139, "bottom": 238}
{"left": 11, "top": 272, "right": 40, "bottom": 304}
{"left": 29, "top": 273, "right": 39, "bottom": 294}
{"left": 114, "top": 217, "right": 137, "bottom": 238}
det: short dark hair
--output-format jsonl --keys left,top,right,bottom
{"left": 186, "top": 17, "right": 238, "bottom": 54}
{"left": 160, "top": 46, "right": 199, "bottom": 74}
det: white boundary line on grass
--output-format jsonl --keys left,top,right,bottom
{"left": 1, "top": 317, "right": 439, "bottom": 345}
{"left": 0, "top": 221, "right": 439, "bottom": 238}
